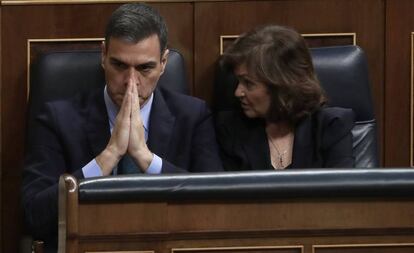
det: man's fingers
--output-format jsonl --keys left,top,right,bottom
{"left": 131, "top": 78, "right": 140, "bottom": 112}
{"left": 105, "top": 82, "right": 132, "bottom": 163}
{"left": 118, "top": 80, "right": 133, "bottom": 119}
{"left": 136, "top": 82, "right": 141, "bottom": 111}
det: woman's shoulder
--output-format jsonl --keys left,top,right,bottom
{"left": 216, "top": 109, "right": 254, "bottom": 127}
{"left": 215, "top": 110, "right": 243, "bottom": 137}
{"left": 215, "top": 110, "right": 264, "bottom": 138}
{"left": 215, "top": 110, "right": 240, "bottom": 124}
{"left": 316, "top": 107, "right": 355, "bottom": 127}
{"left": 314, "top": 106, "right": 355, "bottom": 147}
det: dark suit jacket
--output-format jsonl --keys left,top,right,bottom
{"left": 22, "top": 87, "right": 223, "bottom": 251}
{"left": 215, "top": 107, "right": 355, "bottom": 171}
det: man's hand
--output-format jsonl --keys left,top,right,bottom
{"left": 96, "top": 82, "right": 133, "bottom": 176}
{"left": 128, "top": 79, "right": 153, "bottom": 172}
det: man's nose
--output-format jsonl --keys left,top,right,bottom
{"left": 126, "top": 68, "right": 140, "bottom": 86}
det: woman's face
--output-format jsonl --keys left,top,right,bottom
{"left": 234, "top": 63, "right": 271, "bottom": 119}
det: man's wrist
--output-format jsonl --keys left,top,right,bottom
{"left": 96, "top": 148, "right": 122, "bottom": 176}
{"left": 131, "top": 148, "right": 153, "bottom": 172}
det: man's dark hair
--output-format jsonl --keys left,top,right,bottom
{"left": 221, "top": 25, "right": 326, "bottom": 124}
{"left": 105, "top": 3, "right": 168, "bottom": 53}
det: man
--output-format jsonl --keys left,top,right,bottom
{"left": 22, "top": 3, "right": 223, "bottom": 252}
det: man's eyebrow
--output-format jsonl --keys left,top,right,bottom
{"left": 109, "top": 57, "right": 158, "bottom": 68}
{"left": 109, "top": 57, "right": 126, "bottom": 65}
{"left": 138, "top": 61, "right": 157, "bottom": 68}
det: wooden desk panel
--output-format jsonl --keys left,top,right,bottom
{"left": 60, "top": 175, "right": 414, "bottom": 253}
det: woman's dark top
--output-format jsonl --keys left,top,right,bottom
{"left": 215, "top": 107, "right": 355, "bottom": 170}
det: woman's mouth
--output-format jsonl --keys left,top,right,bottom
{"left": 240, "top": 103, "right": 250, "bottom": 111}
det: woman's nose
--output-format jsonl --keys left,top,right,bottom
{"left": 234, "top": 83, "right": 245, "bottom": 98}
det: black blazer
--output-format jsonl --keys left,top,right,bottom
{"left": 22, "top": 87, "right": 223, "bottom": 251}
{"left": 215, "top": 107, "right": 355, "bottom": 171}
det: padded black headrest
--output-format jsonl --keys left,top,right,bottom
{"left": 214, "top": 45, "right": 375, "bottom": 123}
{"left": 310, "top": 45, "right": 375, "bottom": 122}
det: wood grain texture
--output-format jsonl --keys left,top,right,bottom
{"left": 385, "top": 0, "right": 414, "bottom": 167}
{"left": 0, "top": 5, "right": 2, "bottom": 253}
{"left": 314, "top": 244, "right": 414, "bottom": 253}
{"left": 62, "top": 183, "right": 414, "bottom": 253}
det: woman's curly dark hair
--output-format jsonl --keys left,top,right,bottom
{"left": 221, "top": 25, "right": 327, "bottom": 124}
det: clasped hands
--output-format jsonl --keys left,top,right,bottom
{"left": 97, "top": 79, "right": 153, "bottom": 176}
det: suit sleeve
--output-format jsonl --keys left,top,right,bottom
{"left": 21, "top": 104, "right": 85, "bottom": 241}
{"left": 161, "top": 102, "right": 223, "bottom": 173}
{"left": 189, "top": 103, "right": 224, "bottom": 172}
{"left": 321, "top": 108, "right": 355, "bottom": 168}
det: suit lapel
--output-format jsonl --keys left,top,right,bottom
{"left": 147, "top": 88, "right": 176, "bottom": 159}
{"left": 85, "top": 89, "right": 111, "bottom": 158}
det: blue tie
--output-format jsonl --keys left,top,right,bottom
{"left": 117, "top": 154, "right": 140, "bottom": 174}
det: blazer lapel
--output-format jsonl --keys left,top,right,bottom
{"left": 240, "top": 118, "right": 272, "bottom": 170}
{"left": 147, "top": 88, "right": 176, "bottom": 159}
{"left": 85, "top": 89, "right": 111, "bottom": 158}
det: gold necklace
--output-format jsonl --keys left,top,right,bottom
{"left": 268, "top": 138, "right": 287, "bottom": 169}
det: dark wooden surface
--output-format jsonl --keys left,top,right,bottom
{"left": 1, "top": 0, "right": 414, "bottom": 252}
{"left": 385, "top": 0, "right": 414, "bottom": 167}
{"left": 0, "top": 5, "right": 2, "bottom": 253}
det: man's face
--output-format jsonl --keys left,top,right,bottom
{"left": 102, "top": 35, "right": 168, "bottom": 107}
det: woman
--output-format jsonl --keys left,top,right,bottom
{"left": 216, "top": 25, "right": 355, "bottom": 170}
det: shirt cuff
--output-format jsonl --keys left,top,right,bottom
{"left": 146, "top": 154, "right": 162, "bottom": 174}
{"left": 82, "top": 159, "right": 103, "bottom": 178}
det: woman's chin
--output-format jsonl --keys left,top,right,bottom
{"left": 242, "top": 109, "right": 258, "bottom": 119}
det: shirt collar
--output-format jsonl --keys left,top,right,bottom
{"left": 104, "top": 86, "right": 153, "bottom": 135}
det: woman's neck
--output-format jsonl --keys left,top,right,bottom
{"left": 265, "top": 121, "right": 294, "bottom": 170}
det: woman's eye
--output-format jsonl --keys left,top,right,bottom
{"left": 244, "top": 80, "right": 256, "bottom": 90}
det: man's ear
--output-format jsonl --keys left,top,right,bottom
{"left": 160, "top": 49, "right": 169, "bottom": 75}
{"left": 101, "top": 41, "right": 107, "bottom": 69}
